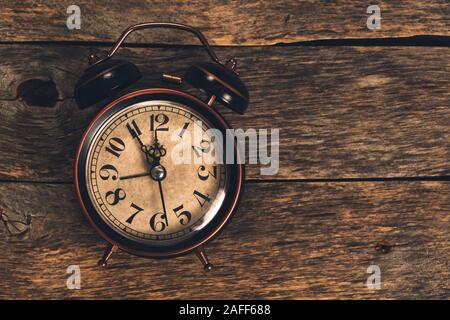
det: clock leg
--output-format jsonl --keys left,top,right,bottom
{"left": 195, "top": 246, "right": 213, "bottom": 271}
{"left": 98, "top": 243, "right": 118, "bottom": 268}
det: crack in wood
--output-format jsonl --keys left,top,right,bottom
{"left": 276, "top": 35, "right": 450, "bottom": 47}
{"left": 0, "top": 35, "right": 448, "bottom": 48}
{"left": 0, "top": 176, "right": 449, "bottom": 185}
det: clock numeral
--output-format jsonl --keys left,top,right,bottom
{"left": 178, "top": 122, "right": 190, "bottom": 138}
{"left": 126, "top": 203, "right": 144, "bottom": 224}
{"left": 105, "top": 137, "right": 125, "bottom": 158}
{"left": 198, "top": 165, "right": 217, "bottom": 181}
{"left": 150, "top": 113, "right": 169, "bottom": 132}
{"left": 99, "top": 164, "right": 119, "bottom": 181}
{"left": 105, "top": 188, "right": 126, "bottom": 206}
{"left": 149, "top": 212, "right": 167, "bottom": 232}
{"left": 173, "top": 204, "right": 192, "bottom": 225}
{"left": 193, "top": 190, "right": 211, "bottom": 207}
{"left": 126, "top": 120, "right": 142, "bottom": 139}
{"left": 192, "top": 139, "right": 211, "bottom": 157}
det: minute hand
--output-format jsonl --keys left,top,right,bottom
{"left": 157, "top": 180, "right": 169, "bottom": 227}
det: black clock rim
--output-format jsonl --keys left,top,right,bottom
{"left": 74, "top": 88, "right": 244, "bottom": 258}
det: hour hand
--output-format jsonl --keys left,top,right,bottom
{"left": 142, "top": 145, "right": 161, "bottom": 167}
{"left": 147, "top": 143, "right": 166, "bottom": 159}
{"left": 149, "top": 129, "right": 167, "bottom": 160}
{"left": 136, "top": 141, "right": 158, "bottom": 166}
{"left": 132, "top": 134, "right": 156, "bottom": 162}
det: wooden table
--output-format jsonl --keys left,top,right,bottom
{"left": 0, "top": 1, "right": 448, "bottom": 299}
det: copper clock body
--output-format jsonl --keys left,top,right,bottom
{"left": 74, "top": 88, "right": 244, "bottom": 259}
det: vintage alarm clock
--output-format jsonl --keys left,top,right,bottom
{"left": 73, "top": 22, "right": 249, "bottom": 270}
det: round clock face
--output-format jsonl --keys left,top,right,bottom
{"left": 75, "top": 90, "right": 243, "bottom": 257}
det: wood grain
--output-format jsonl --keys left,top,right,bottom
{"left": 0, "top": 1, "right": 448, "bottom": 45}
{"left": 0, "top": 45, "right": 449, "bottom": 181}
{"left": 0, "top": 181, "right": 448, "bottom": 299}
{"left": 0, "top": 1, "right": 449, "bottom": 300}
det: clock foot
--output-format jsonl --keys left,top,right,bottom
{"left": 98, "top": 243, "right": 118, "bottom": 268}
{"left": 195, "top": 246, "right": 213, "bottom": 271}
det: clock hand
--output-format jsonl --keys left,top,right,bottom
{"left": 135, "top": 134, "right": 145, "bottom": 149}
{"left": 129, "top": 128, "right": 158, "bottom": 167}
{"left": 148, "top": 129, "right": 167, "bottom": 160}
{"left": 157, "top": 179, "right": 169, "bottom": 227}
{"left": 147, "top": 127, "right": 169, "bottom": 227}
{"left": 120, "top": 172, "right": 151, "bottom": 180}
{"left": 132, "top": 133, "right": 150, "bottom": 158}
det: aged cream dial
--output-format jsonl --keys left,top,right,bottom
{"left": 85, "top": 100, "right": 226, "bottom": 244}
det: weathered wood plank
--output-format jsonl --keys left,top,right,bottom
{"left": 0, "top": 45, "right": 449, "bottom": 181}
{"left": 0, "top": 181, "right": 448, "bottom": 299}
{"left": 0, "top": 1, "right": 449, "bottom": 45}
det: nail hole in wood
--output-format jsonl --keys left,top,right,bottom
{"left": 375, "top": 241, "right": 392, "bottom": 254}
{"left": 17, "top": 79, "right": 59, "bottom": 108}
